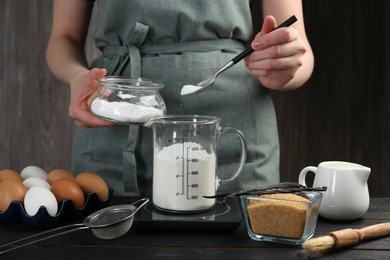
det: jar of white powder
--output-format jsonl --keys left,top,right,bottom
{"left": 90, "top": 76, "right": 166, "bottom": 124}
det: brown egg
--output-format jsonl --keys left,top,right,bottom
{"left": 0, "top": 179, "right": 28, "bottom": 212}
{"left": 75, "top": 172, "right": 109, "bottom": 201}
{"left": 0, "top": 169, "right": 23, "bottom": 182}
{"left": 50, "top": 179, "right": 85, "bottom": 208}
{"left": 47, "top": 168, "right": 75, "bottom": 185}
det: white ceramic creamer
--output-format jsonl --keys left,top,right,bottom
{"left": 299, "top": 161, "right": 370, "bottom": 221}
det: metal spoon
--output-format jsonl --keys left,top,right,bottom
{"left": 180, "top": 15, "right": 298, "bottom": 96}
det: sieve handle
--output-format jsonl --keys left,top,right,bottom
{"left": 130, "top": 198, "right": 150, "bottom": 215}
{"left": 0, "top": 224, "right": 88, "bottom": 255}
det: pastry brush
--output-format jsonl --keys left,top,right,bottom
{"left": 302, "top": 222, "right": 390, "bottom": 254}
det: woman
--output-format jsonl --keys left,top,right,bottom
{"left": 46, "top": 0, "right": 314, "bottom": 196}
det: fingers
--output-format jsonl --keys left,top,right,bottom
{"left": 74, "top": 117, "right": 118, "bottom": 128}
{"left": 259, "top": 15, "right": 277, "bottom": 35}
{"left": 69, "top": 68, "right": 116, "bottom": 127}
{"left": 246, "top": 40, "right": 306, "bottom": 70}
{"left": 248, "top": 40, "right": 300, "bottom": 62}
{"left": 253, "top": 68, "right": 298, "bottom": 90}
{"left": 251, "top": 15, "right": 300, "bottom": 53}
{"left": 251, "top": 27, "right": 298, "bottom": 52}
{"left": 245, "top": 15, "right": 307, "bottom": 89}
{"left": 249, "top": 59, "right": 299, "bottom": 80}
{"left": 246, "top": 52, "right": 304, "bottom": 90}
{"left": 89, "top": 68, "right": 107, "bottom": 80}
{"left": 247, "top": 54, "right": 303, "bottom": 73}
{"left": 85, "top": 68, "right": 107, "bottom": 98}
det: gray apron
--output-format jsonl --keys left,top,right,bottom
{"left": 72, "top": 0, "right": 280, "bottom": 196}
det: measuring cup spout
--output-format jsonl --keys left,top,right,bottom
{"left": 143, "top": 115, "right": 168, "bottom": 127}
{"left": 143, "top": 118, "right": 155, "bottom": 128}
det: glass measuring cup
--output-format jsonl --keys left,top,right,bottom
{"left": 144, "top": 115, "right": 247, "bottom": 213}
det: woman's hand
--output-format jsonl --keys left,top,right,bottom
{"left": 68, "top": 68, "right": 117, "bottom": 127}
{"left": 245, "top": 15, "right": 307, "bottom": 90}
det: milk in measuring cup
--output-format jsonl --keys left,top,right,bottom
{"left": 153, "top": 142, "right": 216, "bottom": 212}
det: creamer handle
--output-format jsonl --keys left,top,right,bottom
{"left": 298, "top": 166, "right": 317, "bottom": 187}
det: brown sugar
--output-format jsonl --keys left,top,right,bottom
{"left": 247, "top": 193, "right": 309, "bottom": 239}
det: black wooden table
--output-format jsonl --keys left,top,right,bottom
{"left": 1, "top": 197, "right": 389, "bottom": 259}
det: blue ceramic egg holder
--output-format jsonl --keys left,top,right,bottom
{"left": 0, "top": 189, "right": 113, "bottom": 228}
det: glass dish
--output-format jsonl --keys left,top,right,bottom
{"left": 90, "top": 76, "right": 167, "bottom": 124}
{"left": 240, "top": 191, "right": 322, "bottom": 245}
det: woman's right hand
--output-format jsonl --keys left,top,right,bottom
{"left": 68, "top": 68, "right": 117, "bottom": 127}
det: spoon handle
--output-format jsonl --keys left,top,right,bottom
{"left": 231, "top": 15, "right": 298, "bottom": 64}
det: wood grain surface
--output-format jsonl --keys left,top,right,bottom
{"left": 1, "top": 0, "right": 389, "bottom": 196}
{"left": 0, "top": 1, "right": 73, "bottom": 172}
{"left": 272, "top": 0, "right": 390, "bottom": 196}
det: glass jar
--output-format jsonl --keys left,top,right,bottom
{"left": 90, "top": 76, "right": 167, "bottom": 124}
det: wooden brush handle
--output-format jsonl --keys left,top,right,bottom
{"left": 329, "top": 222, "right": 390, "bottom": 248}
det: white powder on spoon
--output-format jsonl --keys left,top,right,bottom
{"left": 180, "top": 85, "right": 202, "bottom": 96}
{"left": 91, "top": 99, "right": 164, "bottom": 123}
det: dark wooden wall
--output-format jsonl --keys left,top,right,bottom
{"left": 0, "top": 1, "right": 73, "bottom": 172}
{"left": 1, "top": 1, "right": 389, "bottom": 196}
{"left": 273, "top": 1, "right": 390, "bottom": 196}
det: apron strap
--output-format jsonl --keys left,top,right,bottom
{"left": 142, "top": 39, "right": 246, "bottom": 54}
{"left": 128, "top": 22, "right": 149, "bottom": 77}
{"left": 104, "top": 22, "right": 149, "bottom": 195}
{"left": 104, "top": 21, "right": 149, "bottom": 77}
{"left": 102, "top": 39, "right": 246, "bottom": 61}
{"left": 123, "top": 125, "right": 140, "bottom": 194}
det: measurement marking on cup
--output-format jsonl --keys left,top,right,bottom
{"left": 172, "top": 143, "right": 213, "bottom": 201}
{"left": 186, "top": 147, "right": 191, "bottom": 199}
{"left": 186, "top": 147, "right": 201, "bottom": 200}
{"left": 178, "top": 142, "right": 185, "bottom": 196}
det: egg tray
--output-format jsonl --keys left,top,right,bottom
{"left": 0, "top": 188, "right": 113, "bottom": 228}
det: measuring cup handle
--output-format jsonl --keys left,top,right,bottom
{"left": 218, "top": 127, "right": 247, "bottom": 184}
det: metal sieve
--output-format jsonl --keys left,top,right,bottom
{"left": 0, "top": 198, "right": 149, "bottom": 255}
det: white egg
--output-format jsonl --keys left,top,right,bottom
{"left": 21, "top": 165, "right": 48, "bottom": 180}
{"left": 23, "top": 177, "right": 51, "bottom": 189}
{"left": 24, "top": 186, "right": 58, "bottom": 217}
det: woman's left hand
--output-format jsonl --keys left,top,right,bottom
{"left": 245, "top": 15, "right": 307, "bottom": 90}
